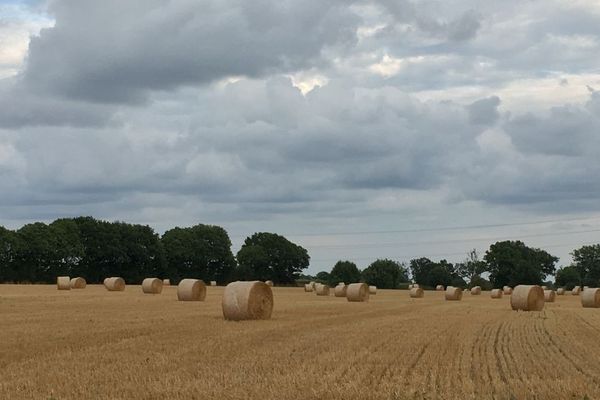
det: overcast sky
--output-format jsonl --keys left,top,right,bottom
{"left": 1, "top": 0, "right": 600, "bottom": 274}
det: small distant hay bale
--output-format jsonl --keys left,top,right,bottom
{"left": 490, "top": 289, "right": 503, "bottom": 299}
{"left": 304, "top": 284, "right": 313, "bottom": 292}
{"left": 316, "top": 284, "right": 330, "bottom": 296}
{"left": 544, "top": 290, "right": 555, "bottom": 303}
{"left": 222, "top": 281, "right": 273, "bottom": 321}
{"left": 470, "top": 286, "right": 482, "bottom": 295}
{"left": 142, "top": 278, "right": 163, "bottom": 294}
{"left": 445, "top": 286, "right": 462, "bottom": 301}
{"left": 584, "top": 286, "right": 589, "bottom": 291}
{"left": 556, "top": 288, "right": 565, "bottom": 295}
{"left": 105, "top": 277, "right": 125, "bottom": 291}
{"left": 70, "top": 277, "right": 86, "bottom": 289}
{"left": 334, "top": 284, "right": 347, "bottom": 297}
{"left": 581, "top": 288, "right": 600, "bottom": 308}
{"left": 409, "top": 287, "right": 424, "bottom": 298}
{"left": 265, "top": 280, "right": 274, "bottom": 287}
{"left": 163, "top": 279, "right": 171, "bottom": 286}
{"left": 572, "top": 286, "right": 581, "bottom": 295}
{"left": 103, "top": 278, "right": 110, "bottom": 288}
{"left": 503, "top": 286, "right": 513, "bottom": 295}
{"left": 369, "top": 286, "right": 377, "bottom": 295}
{"left": 210, "top": 281, "right": 217, "bottom": 286}
{"left": 541, "top": 286, "right": 548, "bottom": 290}
{"left": 412, "top": 284, "right": 420, "bottom": 289}
{"left": 177, "top": 279, "right": 206, "bottom": 301}
{"left": 408, "top": 284, "right": 413, "bottom": 290}
{"left": 346, "top": 283, "right": 369, "bottom": 302}
{"left": 57, "top": 276, "right": 71, "bottom": 290}
{"left": 510, "top": 285, "right": 544, "bottom": 311}
{"left": 310, "top": 281, "right": 316, "bottom": 289}
{"left": 436, "top": 285, "right": 444, "bottom": 291}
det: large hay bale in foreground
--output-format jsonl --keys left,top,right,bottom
{"left": 142, "top": 278, "right": 163, "bottom": 294}
{"left": 222, "top": 281, "right": 273, "bottom": 321}
{"left": 581, "top": 288, "right": 600, "bottom": 308}
{"left": 163, "top": 279, "right": 170, "bottom": 286}
{"left": 177, "top": 279, "right": 206, "bottom": 301}
{"left": 70, "top": 277, "right": 86, "bottom": 289}
{"left": 490, "top": 289, "right": 503, "bottom": 299}
{"left": 265, "top": 280, "right": 274, "bottom": 287}
{"left": 556, "top": 288, "right": 565, "bottom": 295}
{"left": 334, "top": 284, "right": 347, "bottom": 297}
{"left": 409, "top": 287, "right": 424, "bottom": 298}
{"left": 105, "top": 277, "right": 125, "bottom": 291}
{"left": 503, "top": 286, "right": 512, "bottom": 295}
{"left": 436, "top": 285, "right": 444, "bottom": 291}
{"left": 510, "top": 285, "right": 544, "bottom": 311}
{"left": 544, "top": 290, "right": 556, "bottom": 303}
{"left": 304, "top": 284, "right": 313, "bottom": 292}
{"left": 572, "top": 286, "right": 581, "bottom": 295}
{"left": 369, "top": 286, "right": 377, "bottom": 295}
{"left": 445, "top": 286, "right": 462, "bottom": 301}
{"left": 316, "top": 284, "right": 330, "bottom": 296}
{"left": 57, "top": 276, "right": 71, "bottom": 290}
{"left": 346, "top": 283, "right": 369, "bottom": 302}
{"left": 471, "top": 286, "right": 482, "bottom": 295}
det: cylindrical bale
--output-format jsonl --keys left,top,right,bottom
{"left": 490, "top": 289, "right": 503, "bottom": 299}
{"left": 316, "top": 284, "right": 330, "bottom": 296}
{"left": 572, "top": 286, "right": 581, "bottom": 295}
{"left": 70, "top": 277, "right": 86, "bottom": 289}
{"left": 163, "top": 279, "right": 170, "bottom": 286}
{"left": 210, "top": 281, "right": 217, "bottom": 286}
{"left": 222, "top": 281, "right": 273, "bottom": 321}
{"left": 471, "top": 286, "right": 482, "bottom": 295}
{"left": 103, "top": 277, "right": 110, "bottom": 288}
{"left": 445, "top": 286, "right": 463, "bottom": 301}
{"left": 304, "top": 284, "right": 313, "bottom": 292}
{"left": 408, "top": 284, "right": 413, "bottom": 290}
{"left": 57, "top": 276, "right": 71, "bottom": 290}
{"left": 369, "top": 286, "right": 377, "bottom": 295}
{"left": 581, "top": 288, "right": 600, "bottom": 308}
{"left": 510, "top": 285, "right": 544, "bottom": 311}
{"left": 584, "top": 286, "right": 589, "bottom": 291}
{"left": 310, "top": 281, "right": 316, "bottom": 289}
{"left": 142, "top": 278, "right": 163, "bottom": 294}
{"left": 105, "top": 277, "right": 125, "bottom": 291}
{"left": 265, "top": 280, "right": 274, "bottom": 287}
{"left": 557, "top": 288, "right": 565, "bottom": 295}
{"left": 544, "top": 290, "right": 555, "bottom": 303}
{"left": 436, "top": 285, "right": 444, "bottom": 291}
{"left": 177, "top": 279, "right": 206, "bottom": 301}
{"left": 346, "top": 283, "right": 369, "bottom": 302}
{"left": 409, "top": 287, "right": 424, "bottom": 298}
{"left": 541, "top": 286, "right": 548, "bottom": 290}
{"left": 413, "top": 284, "right": 420, "bottom": 289}
{"left": 334, "top": 284, "right": 347, "bottom": 297}
{"left": 503, "top": 286, "right": 513, "bottom": 295}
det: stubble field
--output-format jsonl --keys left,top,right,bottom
{"left": 1, "top": 284, "right": 599, "bottom": 400}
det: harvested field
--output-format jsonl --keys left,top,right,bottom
{"left": 1, "top": 285, "right": 600, "bottom": 399}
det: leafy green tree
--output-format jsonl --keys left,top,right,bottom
{"left": 316, "top": 271, "right": 331, "bottom": 285}
{"left": 0, "top": 226, "right": 21, "bottom": 282}
{"left": 484, "top": 240, "right": 558, "bottom": 288}
{"left": 362, "top": 259, "right": 407, "bottom": 289}
{"left": 15, "top": 222, "right": 61, "bottom": 283}
{"left": 330, "top": 260, "right": 361, "bottom": 285}
{"left": 555, "top": 266, "right": 581, "bottom": 289}
{"left": 409, "top": 257, "right": 436, "bottom": 285}
{"left": 410, "top": 258, "right": 457, "bottom": 287}
{"left": 455, "top": 249, "right": 486, "bottom": 286}
{"left": 236, "top": 232, "right": 309, "bottom": 284}
{"left": 571, "top": 244, "right": 600, "bottom": 287}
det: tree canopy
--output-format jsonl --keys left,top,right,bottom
{"left": 361, "top": 259, "right": 407, "bottom": 289}
{"left": 329, "top": 260, "right": 361, "bottom": 285}
{"left": 571, "top": 244, "right": 600, "bottom": 287}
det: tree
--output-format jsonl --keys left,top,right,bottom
{"left": 409, "top": 258, "right": 436, "bottom": 285}
{"left": 0, "top": 226, "right": 21, "bottom": 282}
{"left": 330, "top": 260, "right": 361, "bottom": 285}
{"left": 361, "top": 259, "right": 408, "bottom": 289}
{"left": 571, "top": 244, "right": 600, "bottom": 287}
{"left": 236, "top": 232, "right": 309, "bottom": 284}
{"left": 409, "top": 258, "right": 457, "bottom": 288}
{"left": 455, "top": 249, "right": 486, "bottom": 286}
{"left": 555, "top": 266, "right": 581, "bottom": 289}
{"left": 316, "top": 271, "right": 331, "bottom": 284}
{"left": 484, "top": 241, "right": 558, "bottom": 288}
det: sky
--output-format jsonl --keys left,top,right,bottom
{"left": 1, "top": 0, "right": 599, "bottom": 275}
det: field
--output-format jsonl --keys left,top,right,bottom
{"left": 1, "top": 285, "right": 600, "bottom": 400}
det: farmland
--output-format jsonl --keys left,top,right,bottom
{"left": 1, "top": 285, "right": 599, "bottom": 399}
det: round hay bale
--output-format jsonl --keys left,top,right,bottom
{"left": 210, "top": 281, "right": 217, "bottom": 286}
{"left": 70, "top": 277, "right": 86, "bottom": 289}
{"left": 142, "top": 278, "right": 163, "bottom": 294}
{"left": 334, "top": 284, "right": 347, "bottom": 297}
{"left": 581, "top": 288, "right": 600, "bottom": 308}
{"left": 412, "top": 284, "right": 420, "bottom": 289}
{"left": 436, "top": 285, "right": 444, "bottom": 291}
{"left": 105, "top": 277, "right": 125, "bottom": 291}
{"left": 177, "top": 279, "right": 206, "bottom": 301}
{"left": 471, "top": 286, "right": 482, "bottom": 295}
{"left": 408, "top": 284, "right": 413, "bottom": 290}
{"left": 572, "top": 286, "right": 581, "bottom": 295}
{"left": 503, "top": 286, "right": 513, "bottom": 295}
{"left": 222, "top": 281, "right": 273, "bottom": 321}
{"left": 57, "top": 276, "right": 71, "bottom": 290}
{"left": 409, "top": 287, "right": 424, "bottom": 298}
{"left": 316, "top": 284, "right": 330, "bottom": 296}
{"left": 544, "top": 290, "right": 555, "bottom": 303}
{"left": 584, "top": 286, "right": 589, "bottom": 291}
{"left": 510, "top": 285, "right": 544, "bottom": 311}
{"left": 265, "top": 280, "right": 274, "bottom": 287}
{"left": 541, "top": 286, "right": 548, "bottom": 290}
{"left": 346, "top": 283, "right": 369, "bottom": 302}
{"left": 556, "top": 288, "right": 565, "bottom": 295}
{"left": 445, "top": 286, "right": 462, "bottom": 301}
{"left": 103, "top": 277, "right": 110, "bottom": 288}
{"left": 163, "top": 279, "right": 170, "bottom": 286}
{"left": 369, "top": 286, "right": 377, "bottom": 295}
{"left": 304, "top": 284, "right": 313, "bottom": 292}
{"left": 310, "top": 281, "right": 316, "bottom": 289}
{"left": 490, "top": 289, "right": 503, "bottom": 299}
